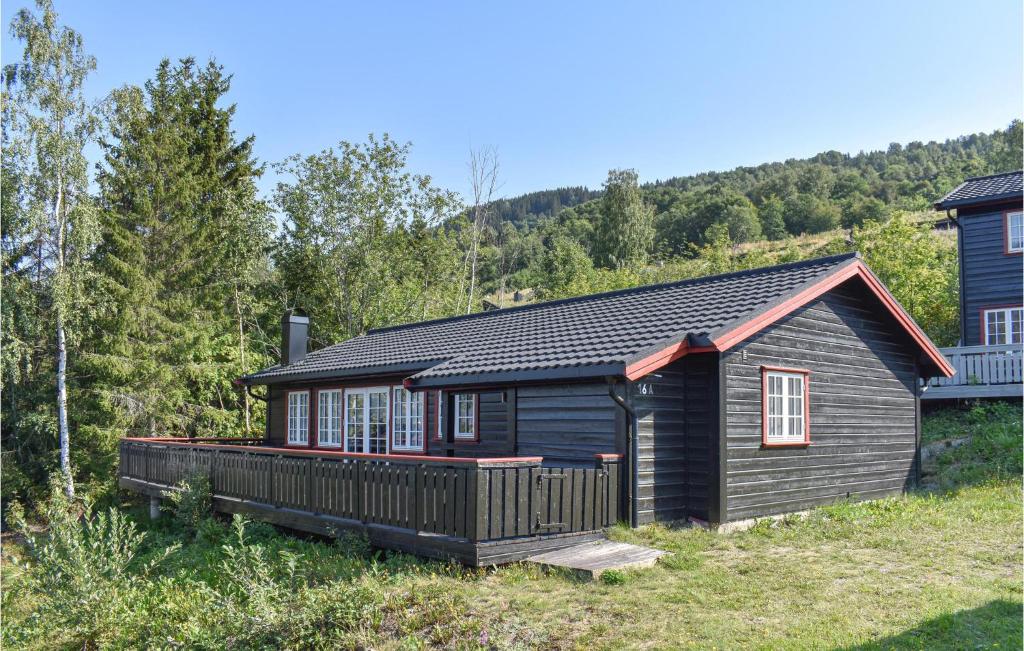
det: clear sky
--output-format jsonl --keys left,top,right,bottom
{"left": 3, "top": 0, "right": 1022, "bottom": 203}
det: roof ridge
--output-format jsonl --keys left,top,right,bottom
{"left": 366, "top": 252, "right": 861, "bottom": 336}
{"left": 959, "top": 169, "right": 1023, "bottom": 182}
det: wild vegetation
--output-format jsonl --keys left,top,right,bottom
{"left": 0, "top": 0, "right": 1016, "bottom": 519}
{"left": 2, "top": 404, "right": 1019, "bottom": 649}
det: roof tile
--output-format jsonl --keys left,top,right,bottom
{"left": 244, "top": 253, "right": 862, "bottom": 385}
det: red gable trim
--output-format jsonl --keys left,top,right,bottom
{"left": 624, "top": 260, "right": 955, "bottom": 381}
{"left": 625, "top": 341, "right": 715, "bottom": 380}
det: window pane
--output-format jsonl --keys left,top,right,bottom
{"left": 346, "top": 393, "right": 364, "bottom": 452}
{"left": 1012, "top": 309, "right": 1023, "bottom": 345}
{"left": 987, "top": 310, "right": 1008, "bottom": 345}
{"left": 455, "top": 394, "right": 475, "bottom": 438}
{"left": 288, "top": 392, "right": 308, "bottom": 444}
{"left": 1010, "top": 212, "right": 1024, "bottom": 251}
{"left": 368, "top": 390, "right": 388, "bottom": 454}
{"left": 765, "top": 372, "right": 806, "bottom": 442}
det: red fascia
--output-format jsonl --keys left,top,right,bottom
{"left": 623, "top": 261, "right": 955, "bottom": 381}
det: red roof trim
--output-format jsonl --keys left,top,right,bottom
{"left": 712, "top": 261, "right": 954, "bottom": 377}
{"left": 623, "top": 260, "right": 955, "bottom": 380}
{"left": 625, "top": 342, "right": 716, "bottom": 380}
{"left": 121, "top": 437, "right": 540, "bottom": 465}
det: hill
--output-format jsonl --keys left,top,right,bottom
{"left": 490, "top": 121, "right": 1022, "bottom": 240}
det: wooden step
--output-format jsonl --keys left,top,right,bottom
{"left": 527, "top": 540, "right": 668, "bottom": 579}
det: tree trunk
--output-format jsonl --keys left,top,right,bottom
{"left": 235, "top": 286, "right": 251, "bottom": 433}
{"left": 54, "top": 170, "right": 74, "bottom": 499}
{"left": 56, "top": 315, "right": 73, "bottom": 498}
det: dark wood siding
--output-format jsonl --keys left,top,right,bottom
{"left": 515, "top": 383, "right": 619, "bottom": 466}
{"left": 428, "top": 390, "right": 514, "bottom": 457}
{"left": 267, "top": 385, "right": 285, "bottom": 446}
{"left": 722, "top": 281, "right": 920, "bottom": 522}
{"left": 958, "top": 202, "right": 1024, "bottom": 345}
{"left": 632, "top": 354, "right": 717, "bottom": 524}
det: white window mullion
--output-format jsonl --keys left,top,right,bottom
{"left": 287, "top": 391, "right": 309, "bottom": 445}
{"left": 1007, "top": 211, "right": 1023, "bottom": 253}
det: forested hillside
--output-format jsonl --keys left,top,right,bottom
{"left": 0, "top": 1, "right": 1019, "bottom": 507}
{"left": 493, "top": 125, "right": 1023, "bottom": 233}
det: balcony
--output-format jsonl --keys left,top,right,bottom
{"left": 119, "top": 438, "right": 623, "bottom": 566}
{"left": 922, "top": 344, "right": 1023, "bottom": 400}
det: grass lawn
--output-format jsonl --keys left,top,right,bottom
{"left": 2, "top": 404, "right": 1021, "bottom": 649}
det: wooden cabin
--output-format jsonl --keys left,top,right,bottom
{"left": 120, "top": 253, "right": 953, "bottom": 563}
{"left": 926, "top": 171, "right": 1023, "bottom": 400}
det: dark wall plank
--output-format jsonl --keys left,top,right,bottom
{"left": 722, "top": 282, "right": 920, "bottom": 521}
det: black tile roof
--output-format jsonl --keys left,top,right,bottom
{"left": 934, "top": 170, "right": 1023, "bottom": 210}
{"left": 243, "top": 253, "right": 866, "bottom": 387}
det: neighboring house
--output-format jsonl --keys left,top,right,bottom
{"left": 934, "top": 170, "right": 1023, "bottom": 346}
{"left": 120, "top": 253, "right": 953, "bottom": 563}
{"left": 925, "top": 171, "right": 1023, "bottom": 400}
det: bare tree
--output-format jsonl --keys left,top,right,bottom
{"left": 464, "top": 146, "right": 500, "bottom": 314}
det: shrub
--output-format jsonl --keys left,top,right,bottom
{"left": 3, "top": 476, "right": 175, "bottom": 649}
{"left": 163, "top": 469, "right": 212, "bottom": 532}
{"left": 931, "top": 402, "right": 1023, "bottom": 488}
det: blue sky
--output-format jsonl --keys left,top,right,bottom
{"left": 3, "top": 0, "right": 1021, "bottom": 203}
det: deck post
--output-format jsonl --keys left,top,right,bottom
{"left": 149, "top": 496, "right": 162, "bottom": 520}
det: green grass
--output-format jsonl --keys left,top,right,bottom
{"left": 3, "top": 406, "right": 1021, "bottom": 649}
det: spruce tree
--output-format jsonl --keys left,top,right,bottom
{"left": 87, "top": 58, "right": 272, "bottom": 439}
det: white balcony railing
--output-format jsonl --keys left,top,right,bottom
{"left": 923, "top": 344, "right": 1023, "bottom": 399}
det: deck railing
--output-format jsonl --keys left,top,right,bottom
{"left": 119, "top": 439, "right": 622, "bottom": 545}
{"left": 923, "top": 344, "right": 1022, "bottom": 399}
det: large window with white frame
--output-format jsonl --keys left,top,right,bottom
{"left": 392, "top": 387, "right": 424, "bottom": 451}
{"left": 344, "top": 387, "right": 389, "bottom": 454}
{"left": 983, "top": 307, "right": 1023, "bottom": 345}
{"left": 286, "top": 391, "right": 309, "bottom": 446}
{"left": 763, "top": 368, "right": 809, "bottom": 446}
{"left": 454, "top": 393, "right": 476, "bottom": 440}
{"left": 1007, "top": 211, "right": 1024, "bottom": 253}
{"left": 317, "top": 389, "right": 342, "bottom": 447}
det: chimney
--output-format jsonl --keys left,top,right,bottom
{"left": 281, "top": 310, "right": 309, "bottom": 366}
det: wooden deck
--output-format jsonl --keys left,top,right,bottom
{"left": 922, "top": 344, "right": 1022, "bottom": 400}
{"left": 119, "top": 439, "right": 623, "bottom": 565}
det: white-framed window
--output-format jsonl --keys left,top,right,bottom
{"left": 344, "top": 387, "right": 389, "bottom": 454}
{"left": 392, "top": 387, "right": 424, "bottom": 451}
{"left": 984, "top": 307, "right": 1024, "bottom": 345}
{"left": 435, "top": 391, "right": 443, "bottom": 440}
{"left": 763, "top": 368, "right": 809, "bottom": 445}
{"left": 454, "top": 393, "right": 476, "bottom": 440}
{"left": 286, "top": 391, "right": 309, "bottom": 445}
{"left": 317, "top": 389, "right": 342, "bottom": 447}
{"left": 1007, "top": 211, "right": 1024, "bottom": 253}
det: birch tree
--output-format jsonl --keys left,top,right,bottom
{"left": 2, "top": 0, "right": 99, "bottom": 497}
{"left": 464, "top": 146, "right": 500, "bottom": 313}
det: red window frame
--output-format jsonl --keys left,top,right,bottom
{"left": 1003, "top": 209, "right": 1024, "bottom": 256}
{"left": 761, "top": 366, "right": 811, "bottom": 448}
